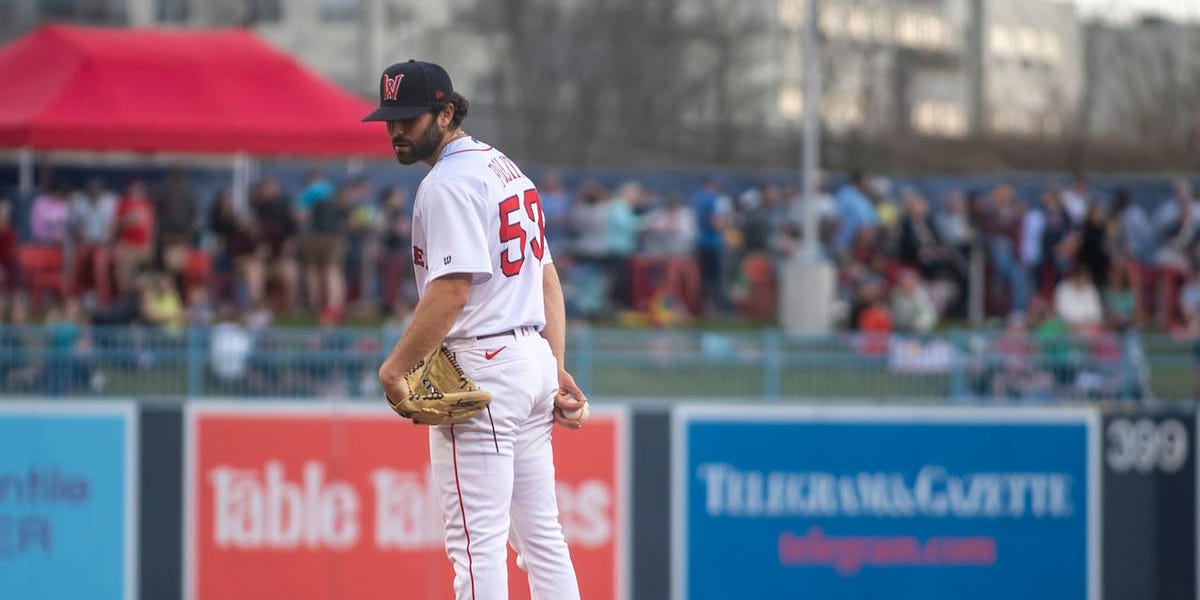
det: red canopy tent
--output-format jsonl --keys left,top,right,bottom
{"left": 0, "top": 23, "right": 391, "bottom": 158}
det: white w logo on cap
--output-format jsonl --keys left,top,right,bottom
{"left": 383, "top": 73, "right": 404, "bottom": 101}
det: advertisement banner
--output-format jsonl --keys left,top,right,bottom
{"left": 185, "top": 402, "right": 627, "bottom": 600}
{"left": 0, "top": 402, "right": 139, "bottom": 600}
{"left": 673, "top": 406, "right": 1099, "bottom": 600}
{"left": 1102, "top": 410, "right": 1195, "bottom": 600}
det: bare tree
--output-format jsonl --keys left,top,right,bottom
{"left": 1086, "top": 18, "right": 1200, "bottom": 168}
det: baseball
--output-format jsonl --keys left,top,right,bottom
{"left": 562, "top": 402, "right": 590, "bottom": 423}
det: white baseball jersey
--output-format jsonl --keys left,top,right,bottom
{"left": 411, "top": 136, "right": 553, "bottom": 338}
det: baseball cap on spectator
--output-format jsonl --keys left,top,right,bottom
{"left": 362, "top": 60, "right": 454, "bottom": 122}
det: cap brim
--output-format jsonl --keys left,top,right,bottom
{"left": 361, "top": 105, "right": 429, "bottom": 122}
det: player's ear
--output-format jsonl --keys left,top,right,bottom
{"left": 439, "top": 104, "right": 454, "bottom": 129}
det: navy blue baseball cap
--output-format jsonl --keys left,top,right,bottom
{"left": 362, "top": 60, "right": 454, "bottom": 122}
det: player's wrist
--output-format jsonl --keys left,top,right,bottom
{"left": 378, "top": 359, "right": 409, "bottom": 382}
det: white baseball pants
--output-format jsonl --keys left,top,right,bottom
{"left": 429, "top": 327, "right": 581, "bottom": 600}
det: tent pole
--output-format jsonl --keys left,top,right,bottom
{"left": 18, "top": 147, "right": 34, "bottom": 196}
{"left": 232, "top": 152, "right": 250, "bottom": 213}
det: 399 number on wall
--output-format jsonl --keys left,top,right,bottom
{"left": 1105, "top": 417, "right": 1189, "bottom": 474}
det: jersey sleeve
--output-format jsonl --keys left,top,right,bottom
{"left": 421, "top": 180, "right": 494, "bottom": 284}
{"left": 541, "top": 233, "right": 554, "bottom": 266}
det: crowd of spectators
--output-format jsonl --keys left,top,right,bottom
{"left": 0, "top": 166, "right": 1197, "bottom": 398}
{"left": 2, "top": 169, "right": 1199, "bottom": 335}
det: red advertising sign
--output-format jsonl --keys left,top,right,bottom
{"left": 185, "top": 402, "right": 627, "bottom": 600}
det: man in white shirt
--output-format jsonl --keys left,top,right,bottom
{"left": 369, "top": 60, "right": 584, "bottom": 600}
{"left": 1053, "top": 265, "right": 1104, "bottom": 334}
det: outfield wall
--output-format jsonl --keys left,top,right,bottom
{"left": 0, "top": 399, "right": 1194, "bottom": 600}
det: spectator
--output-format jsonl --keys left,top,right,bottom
{"left": 3, "top": 299, "right": 42, "bottom": 389}
{"left": 305, "top": 184, "right": 351, "bottom": 316}
{"left": 891, "top": 269, "right": 938, "bottom": 334}
{"left": 153, "top": 170, "right": 198, "bottom": 281}
{"left": 571, "top": 183, "right": 610, "bottom": 261}
{"left": 898, "top": 189, "right": 965, "bottom": 314}
{"left": 1054, "top": 264, "right": 1104, "bottom": 334}
{"left": 569, "top": 183, "right": 611, "bottom": 316}
{"left": 1061, "top": 174, "right": 1092, "bottom": 225}
{"left": 69, "top": 179, "right": 116, "bottom": 304}
{"left": 1178, "top": 269, "right": 1200, "bottom": 328}
{"left": 341, "top": 177, "right": 377, "bottom": 309}
{"left": 691, "top": 176, "right": 733, "bottom": 315}
{"left": 208, "top": 305, "right": 255, "bottom": 388}
{"left": 0, "top": 202, "right": 16, "bottom": 314}
{"left": 44, "top": 298, "right": 93, "bottom": 394}
{"left": 869, "top": 177, "right": 899, "bottom": 244}
{"left": 981, "top": 184, "right": 1030, "bottom": 316}
{"left": 934, "top": 191, "right": 973, "bottom": 254}
{"left": 854, "top": 281, "right": 892, "bottom": 355}
{"left": 1076, "top": 201, "right": 1111, "bottom": 289}
{"left": 113, "top": 179, "right": 156, "bottom": 296}
{"left": 376, "top": 186, "right": 414, "bottom": 308}
{"left": 539, "top": 172, "right": 572, "bottom": 246}
{"left": 833, "top": 169, "right": 879, "bottom": 253}
{"left": 208, "top": 188, "right": 257, "bottom": 308}
{"left": 186, "top": 286, "right": 213, "bottom": 327}
{"left": 1026, "top": 187, "right": 1076, "bottom": 298}
{"left": 607, "top": 182, "right": 643, "bottom": 308}
{"left": 898, "top": 189, "right": 936, "bottom": 268}
{"left": 731, "top": 186, "right": 784, "bottom": 319}
{"left": 1151, "top": 186, "right": 1198, "bottom": 325}
{"left": 1105, "top": 263, "right": 1141, "bottom": 329}
{"left": 1110, "top": 187, "right": 1155, "bottom": 266}
{"left": 989, "top": 312, "right": 1057, "bottom": 401}
{"left": 30, "top": 183, "right": 71, "bottom": 244}
{"left": 640, "top": 192, "right": 701, "bottom": 314}
{"left": 296, "top": 168, "right": 335, "bottom": 223}
{"left": 1151, "top": 178, "right": 1198, "bottom": 234}
{"left": 141, "top": 272, "right": 185, "bottom": 336}
{"left": 643, "top": 192, "right": 698, "bottom": 257}
{"left": 248, "top": 177, "right": 300, "bottom": 312}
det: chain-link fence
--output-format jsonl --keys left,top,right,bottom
{"left": 0, "top": 325, "right": 1192, "bottom": 402}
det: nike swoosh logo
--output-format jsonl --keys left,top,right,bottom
{"left": 484, "top": 346, "right": 507, "bottom": 360}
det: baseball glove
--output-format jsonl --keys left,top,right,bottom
{"left": 387, "top": 346, "right": 492, "bottom": 425}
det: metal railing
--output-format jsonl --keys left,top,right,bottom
{"left": 0, "top": 324, "right": 1193, "bottom": 402}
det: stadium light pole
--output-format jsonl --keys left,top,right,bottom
{"left": 800, "top": 0, "right": 821, "bottom": 259}
{"left": 779, "top": 0, "right": 836, "bottom": 335}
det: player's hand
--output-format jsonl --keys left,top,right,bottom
{"left": 553, "top": 369, "right": 587, "bottom": 430}
{"left": 379, "top": 363, "right": 411, "bottom": 411}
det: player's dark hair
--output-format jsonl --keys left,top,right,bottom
{"left": 433, "top": 92, "right": 469, "bottom": 129}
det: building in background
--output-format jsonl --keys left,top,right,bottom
{"left": 770, "top": 0, "right": 1080, "bottom": 140}
{"left": 0, "top": 0, "right": 1189, "bottom": 165}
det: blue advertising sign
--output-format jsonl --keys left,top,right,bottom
{"left": 672, "top": 406, "right": 1099, "bottom": 600}
{"left": 0, "top": 402, "right": 138, "bottom": 600}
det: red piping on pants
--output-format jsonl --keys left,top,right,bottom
{"left": 451, "top": 424, "right": 476, "bottom": 599}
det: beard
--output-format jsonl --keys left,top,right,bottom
{"left": 394, "top": 119, "right": 445, "bottom": 165}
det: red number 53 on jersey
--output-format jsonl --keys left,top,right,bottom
{"left": 499, "top": 188, "right": 547, "bottom": 277}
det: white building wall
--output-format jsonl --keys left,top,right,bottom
{"left": 981, "top": 0, "right": 1082, "bottom": 136}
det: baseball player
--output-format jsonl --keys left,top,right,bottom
{"left": 368, "top": 60, "right": 585, "bottom": 599}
